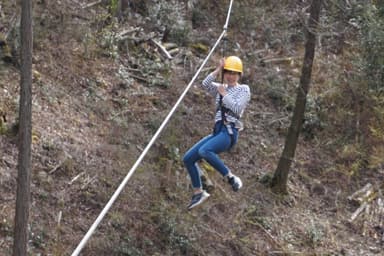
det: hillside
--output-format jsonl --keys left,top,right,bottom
{"left": 0, "top": 0, "right": 383, "bottom": 255}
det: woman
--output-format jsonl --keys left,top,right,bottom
{"left": 183, "top": 56, "right": 251, "bottom": 210}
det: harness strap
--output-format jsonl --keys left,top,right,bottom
{"left": 219, "top": 94, "right": 226, "bottom": 122}
{"left": 216, "top": 104, "right": 241, "bottom": 120}
{"left": 225, "top": 123, "right": 236, "bottom": 148}
{"left": 214, "top": 95, "right": 236, "bottom": 149}
{"left": 212, "top": 121, "right": 236, "bottom": 149}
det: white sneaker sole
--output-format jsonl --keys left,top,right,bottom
{"left": 237, "top": 179, "right": 243, "bottom": 190}
{"left": 188, "top": 192, "right": 210, "bottom": 210}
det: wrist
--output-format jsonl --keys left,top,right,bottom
{"left": 212, "top": 68, "right": 221, "bottom": 76}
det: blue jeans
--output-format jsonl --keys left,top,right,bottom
{"left": 183, "top": 122, "right": 238, "bottom": 189}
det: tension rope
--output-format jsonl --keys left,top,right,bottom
{"left": 71, "top": 1, "right": 235, "bottom": 255}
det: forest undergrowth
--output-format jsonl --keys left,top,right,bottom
{"left": 0, "top": 0, "right": 383, "bottom": 255}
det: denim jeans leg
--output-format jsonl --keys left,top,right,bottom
{"left": 183, "top": 135, "right": 214, "bottom": 189}
{"left": 198, "top": 128, "right": 232, "bottom": 177}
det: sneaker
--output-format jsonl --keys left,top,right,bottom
{"left": 228, "top": 175, "right": 242, "bottom": 192}
{"left": 187, "top": 190, "right": 210, "bottom": 210}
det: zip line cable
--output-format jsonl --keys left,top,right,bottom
{"left": 71, "top": 1, "right": 234, "bottom": 254}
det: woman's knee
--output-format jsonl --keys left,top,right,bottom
{"left": 183, "top": 151, "right": 196, "bottom": 165}
{"left": 198, "top": 147, "right": 209, "bottom": 159}
{"left": 182, "top": 153, "right": 190, "bottom": 165}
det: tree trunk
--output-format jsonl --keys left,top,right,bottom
{"left": 115, "top": 0, "right": 130, "bottom": 20}
{"left": 13, "top": 0, "right": 33, "bottom": 255}
{"left": 271, "top": 0, "right": 322, "bottom": 194}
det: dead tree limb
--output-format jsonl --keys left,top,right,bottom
{"left": 150, "top": 39, "right": 173, "bottom": 59}
{"left": 82, "top": 0, "right": 103, "bottom": 9}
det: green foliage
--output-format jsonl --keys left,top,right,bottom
{"left": 157, "top": 215, "right": 193, "bottom": 254}
{"left": 368, "top": 145, "right": 384, "bottom": 170}
{"left": 113, "top": 237, "right": 143, "bottom": 256}
{"left": 144, "top": 60, "right": 172, "bottom": 88}
{"left": 148, "top": 1, "right": 191, "bottom": 45}
{"left": 231, "top": 1, "right": 261, "bottom": 32}
{"left": 367, "top": 95, "right": 384, "bottom": 169}
{"left": 0, "top": 119, "right": 6, "bottom": 135}
{"left": 168, "top": 26, "right": 190, "bottom": 46}
{"left": 359, "top": 4, "right": 384, "bottom": 92}
{"left": 305, "top": 219, "right": 324, "bottom": 248}
{"left": 141, "top": 200, "right": 196, "bottom": 255}
{"left": 369, "top": 97, "right": 384, "bottom": 141}
{"left": 29, "top": 224, "right": 48, "bottom": 249}
{"left": 336, "top": 143, "right": 368, "bottom": 178}
{"left": 109, "top": 0, "right": 119, "bottom": 15}
{"left": 244, "top": 205, "right": 272, "bottom": 230}
{"left": 0, "top": 217, "right": 13, "bottom": 237}
{"left": 265, "top": 74, "right": 295, "bottom": 110}
{"left": 0, "top": 35, "right": 13, "bottom": 63}
{"left": 97, "top": 22, "right": 119, "bottom": 59}
{"left": 302, "top": 96, "right": 324, "bottom": 140}
{"left": 191, "top": 8, "right": 207, "bottom": 29}
{"left": 321, "top": 2, "right": 384, "bottom": 176}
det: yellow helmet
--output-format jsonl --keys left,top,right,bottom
{"left": 224, "top": 56, "right": 243, "bottom": 73}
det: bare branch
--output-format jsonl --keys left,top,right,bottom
{"left": 82, "top": 0, "right": 103, "bottom": 9}
{"left": 150, "top": 39, "right": 173, "bottom": 59}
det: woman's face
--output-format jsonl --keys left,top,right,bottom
{"left": 224, "top": 70, "right": 240, "bottom": 86}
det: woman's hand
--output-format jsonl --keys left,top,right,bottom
{"left": 218, "top": 58, "right": 225, "bottom": 70}
{"left": 212, "top": 58, "right": 225, "bottom": 77}
{"left": 217, "top": 84, "right": 227, "bottom": 96}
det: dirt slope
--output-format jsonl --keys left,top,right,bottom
{"left": 0, "top": 0, "right": 382, "bottom": 255}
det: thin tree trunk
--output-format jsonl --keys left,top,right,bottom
{"left": 13, "top": 0, "right": 33, "bottom": 255}
{"left": 271, "top": 0, "right": 322, "bottom": 194}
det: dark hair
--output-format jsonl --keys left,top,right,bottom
{"left": 223, "top": 69, "right": 241, "bottom": 76}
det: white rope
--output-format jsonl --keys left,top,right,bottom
{"left": 71, "top": 1, "right": 234, "bottom": 254}
{"left": 224, "top": 0, "right": 234, "bottom": 30}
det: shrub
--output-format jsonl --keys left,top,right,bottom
{"left": 359, "top": 3, "right": 384, "bottom": 92}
